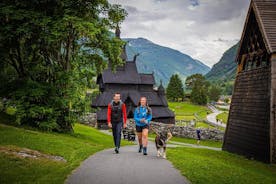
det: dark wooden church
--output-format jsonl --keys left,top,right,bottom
{"left": 91, "top": 29, "right": 175, "bottom": 128}
{"left": 223, "top": 0, "right": 276, "bottom": 163}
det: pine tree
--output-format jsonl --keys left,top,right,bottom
{"left": 167, "top": 74, "right": 184, "bottom": 101}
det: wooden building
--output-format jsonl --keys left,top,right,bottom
{"left": 91, "top": 29, "right": 175, "bottom": 128}
{"left": 223, "top": 0, "right": 276, "bottom": 163}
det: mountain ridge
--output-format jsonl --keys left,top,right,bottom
{"left": 205, "top": 42, "right": 239, "bottom": 82}
{"left": 123, "top": 37, "right": 210, "bottom": 86}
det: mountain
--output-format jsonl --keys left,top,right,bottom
{"left": 205, "top": 42, "right": 239, "bottom": 95}
{"left": 123, "top": 38, "right": 210, "bottom": 87}
{"left": 205, "top": 42, "right": 239, "bottom": 82}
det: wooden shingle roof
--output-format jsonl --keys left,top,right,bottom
{"left": 254, "top": 0, "right": 276, "bottom": 53}
{"left": 238, "top": 0, "right": 276, "bottom": 57}
{"left": 100, "top": 61, "right": 155, "bottom": 85}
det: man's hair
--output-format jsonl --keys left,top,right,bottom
{"left": 114, "top": 92, "right": 121, "bottom": 97}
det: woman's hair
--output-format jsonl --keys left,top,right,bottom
{"left": 137, "top": 96, "right": 148, "bottom": 107}
{"left": 137, "top": 97, "right": 151, "bottom": 114}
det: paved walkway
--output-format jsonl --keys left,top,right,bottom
{"left": 65, "top": 142, "right": 190, "bottom": 184}
{"left": 206, "top": 104, "right": 226, "bottom": 128}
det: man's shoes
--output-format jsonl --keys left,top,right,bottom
{"left": 138, "top": 145, "right": 143, "bottom": 153}
{"left": 143, "top": 147, "right": 147, "bottom": 155}
{"left": 115, "top": 147, "right": 119, "bottom": 154}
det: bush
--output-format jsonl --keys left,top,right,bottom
{"left": 9, "top": 79, "right": 79, "bottom": 132}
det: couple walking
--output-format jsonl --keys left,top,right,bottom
{"left": 107, "top": 92, "right": 152, "bottom": 155}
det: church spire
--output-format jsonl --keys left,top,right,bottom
{"left": 115, "top": 24, "right": 121, "bottom": 38}
{"left": 133, "top": 53, "right": 140, "bottom": 62}
{"left": 158, "top": 80, "right": 165, "bottom": 95}
{"left": 115, "top": 25, "right": 127, "bottom": 61}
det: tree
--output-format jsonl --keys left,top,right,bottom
{"left": 166, "top": 74, "right": 184, "bottom": 101}
{"left": 208, "top": 85, "right": 221, "bottom": 102}
{"left": 191, "top": 87, "right": 207, "bottom": 105}
{"left": 0, "top": 0, "right": 127, "bottom": 132}
{"left": 185, "top": 74, "right": 209, "bottom": 105}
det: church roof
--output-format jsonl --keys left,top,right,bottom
{"left": 100, "top": 61, "right": 155, "bottom": 85}
{"left": 92, "top": 27, "right": 174, "bottom": 123}
{"left": 238, "top": 0, "right": 276, "bottom": 56}
{"left": 91, "top": 90, "right": 168, "bottom": 107}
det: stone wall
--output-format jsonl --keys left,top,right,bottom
{"left": 127, "top": 119, "right": 224, "bottom": 141}
{"left": 78, "top": 115, "right": 224, "bottom": 141}
{"left": 150, "top": 122, "right": 224, "bottom": 141}
{"left": 79, "top": 113, "right": 97, "bottom": 127}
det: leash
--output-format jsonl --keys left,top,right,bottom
{"left": 150, "top": 125, "right": 160, "bottom": 136}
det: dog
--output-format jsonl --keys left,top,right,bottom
{"left": 154, "top": 130, "right": 172, "bottom": 159}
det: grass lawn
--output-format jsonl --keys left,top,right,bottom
{"left": 0, "top": 117, "right": 132, "bottom": 184}
{"left": 168, "top": 102, "right": 211, "bottom": 122}
{"left": 175, "top": 115, "right": 195, "bottom": 121}
{"left": 217, "top": 112, "right": 229, "bottom": 124}
{"left": 167, "top": 147, "right": 276, "bottom": 184}
{"left": 148, "top": 133, "right": 222, "bottom": 148}
{"left": 169, "top": 136, "right": 222, "bottom": 148}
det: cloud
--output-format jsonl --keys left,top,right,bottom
{"left": 108, "top": 0, "right": 250, "bottom": 67}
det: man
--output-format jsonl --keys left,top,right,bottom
{"left": 196, "top": 128, "right": 201, "bottom": 145}
{"left": 107, "top": 92, "right": 127, "bottom": 154}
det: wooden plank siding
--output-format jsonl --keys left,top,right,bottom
{"left": 271, "top": 54, "right": 276, "bottom": 163}
{"left": 223, "top": 67, "right": 271, "bottom": 162}
{"left": 224, "top": 0, "right": 276, "bottom": 163}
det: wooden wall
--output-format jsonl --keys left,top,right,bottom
{"left": 223, "top": 67, "right": 271, "bottom": 162}
{"left": 271, "top": 55, "right": 276, "bottom": 163}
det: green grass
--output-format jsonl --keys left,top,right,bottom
{"left": 217, "top": 112, "right": 229, "bottom": 124}
{"left": 0, "top": 122, "right": 132, "bottom": 184}
{"left": 170, "top": 136, "right": 222, "bottom": 148}
{"left": 168, "top": 102, "right": 211, "bottom": 121}
{"left": 196, "top": 110, "right": 211, "bottom": 120}
{"left": 148, "top": 133, "right": 222, "bottom": 148}
{"left": 196, "top": 121, "right": 226, "bottom": 131}
{"left": 169, "top": 102, "right": 209, "bottom": 115}
{"left": 195, "top": 121, "right": 213, "bottom": 128}
{"left": 175, "top": 115, "right": 195, "bottom": 121}
{"left": 167, "top": 147, "right": 276, "bottom": 184}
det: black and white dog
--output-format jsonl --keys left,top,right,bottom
{"left": 155, "top": 130, "right": 172, "bottom": 159}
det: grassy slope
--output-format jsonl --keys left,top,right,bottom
{"left": 168, "top": 102, "right": 211, "bottom": 121}
{"left": 217, "top": 112, "right": 229, "bottom": 124}
{"left": 1, "top": 113, "right": 275, "bottom": 184}
{"left": 0, "top": 122, "right": 132, "bottom": 184}
{"left": 168, "top": 102, "right": 224, "bottom": 130}
{"left": 148, "top": 133, "right": 222, "bottom": 148}
{"left": 168, "top": 147, "right": 276, "bottom": 184}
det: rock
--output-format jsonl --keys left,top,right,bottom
{"left": 79, "top": 113, "right": 97, "bottom": 127}
{"left": 127, "top": 119, "right": 224, "bottom": 141}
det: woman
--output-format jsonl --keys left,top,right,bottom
{"left": 134, "top": 97, "right": 152, "bottom": 155}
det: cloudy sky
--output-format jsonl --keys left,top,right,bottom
{"left": 108, "top": 0, "right": 251, "bottom": 67}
